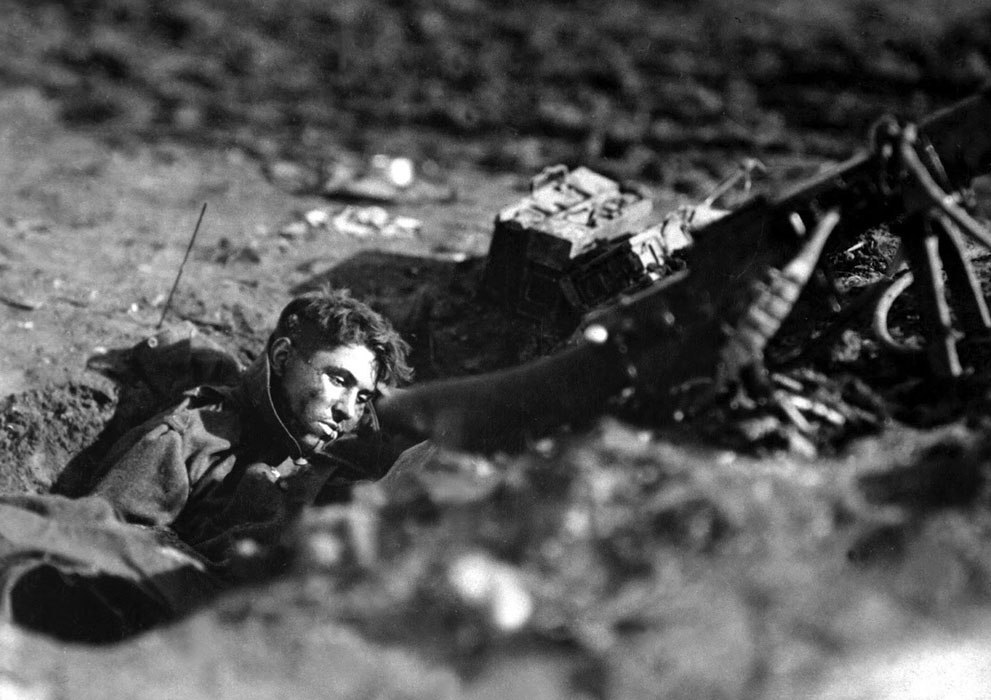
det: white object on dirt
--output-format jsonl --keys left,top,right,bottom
{"left": 304, "top": 208, "right": 331, "bottom": 228}
{"left": 448, "top": 551, "right": 534, "bottom": 633}
{"left": 330, "top": 206, "right": 421, "bottom": 239}
{"left": 388, "top": 157, "right": 415, "bottom": 188}
{"left": 279, "top": 220, "right": 309, "bottom": 238}
{"left": 370, "top": 154, "right": 415, "bottom": 189}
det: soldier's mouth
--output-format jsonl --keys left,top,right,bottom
{"left": 316, "top": 421, "right": 339, "bottom": 440}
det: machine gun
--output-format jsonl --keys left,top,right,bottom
{"left": 376, "top": 86, "right": 991, "bottom": 452}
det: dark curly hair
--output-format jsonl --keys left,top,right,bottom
{"left": 268, "top": 289, "right": 412, "bottom": 387}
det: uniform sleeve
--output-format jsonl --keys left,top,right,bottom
{"left": 313, "top": 403, "right": 418, "bottom": 502}
{"left": 89, "top": 420, "right": 191, "bottom": 527}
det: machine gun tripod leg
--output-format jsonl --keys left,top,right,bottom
{"left": 871, "top": 122, "right": 991, "bottom": 378}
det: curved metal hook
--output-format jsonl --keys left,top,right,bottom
{"left": 871, "top": 271, "right": 923, "bottom": 356}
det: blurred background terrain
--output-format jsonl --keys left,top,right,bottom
{"left": 1, "top": 0, "right": 991, "bottom": 698}
{"left": 1, "top": 0, "right": 989, "bottom": 176}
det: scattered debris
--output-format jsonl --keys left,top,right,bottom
{"left": 447, "top": 551, "right": 534, "bottom": 633}
{"left": 279, "top": 205, "right": 422, "bottom": 240}
{"left": 690, "top": 369, "right": 887, "bottom": 455}
{"left": 209, "top": 237, "right": 263, "bottom": 264}
{"left": 265, "top": 154, "right": 456, "bottom": 204}
{"left": 303, "top": 209, "right": 331, "bottom": 228}
{"left": 323, "top": 154, "right": 454, "bottom": 203}
{"left": 332, "top": 207, "right": 422, "bottom": 239}
{"left": 428, "top": 247, "right": 469, "bottom": 263}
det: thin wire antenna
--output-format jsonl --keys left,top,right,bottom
{"left": 157, "top": 202, "right": 207, "bottom": 330}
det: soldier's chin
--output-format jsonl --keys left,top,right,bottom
{"left": 297, "top": 432, "right": 325, "bottom": 452}
{"left": 302, "top": 427, "right": 340, "bottom": 451}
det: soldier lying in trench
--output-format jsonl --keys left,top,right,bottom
{"left": 0, "top": 290, "right": 421, "bottom": 642}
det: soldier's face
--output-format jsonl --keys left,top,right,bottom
{"left": 271, "top": 338, "right": 378, "bottom": 453}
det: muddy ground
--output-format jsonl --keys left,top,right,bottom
{"left": 2, "top": 0, "right": 991, "bottom": 698}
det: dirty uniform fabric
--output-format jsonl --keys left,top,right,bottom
{"left": 0, "top": 494, "right": 219, "bottom": 642}
{"left": 0, "top": 354, "right": 403, "bottom": 642}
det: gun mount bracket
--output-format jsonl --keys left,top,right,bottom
{"left": 867, "top": 121, "right": 991, "bottom": 377}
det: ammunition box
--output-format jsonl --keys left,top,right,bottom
{"left": 482, "top": 165, "right": 653, "bottom": 319}
{"left": 561, "top": 226, "right": 668, "bottom": 313}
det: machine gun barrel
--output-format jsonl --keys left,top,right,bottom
{"left": 375, "top": 328, "right": 636, "bottom": 452}
{"left": 377, "top": 86, "right": 991, "bottom": 452}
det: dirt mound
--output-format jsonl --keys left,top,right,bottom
{"left": 0, "top": 376, "right": 116, "bottom": 494}
{"left": 213, "top": 421, "right": 991, "bottom": 698}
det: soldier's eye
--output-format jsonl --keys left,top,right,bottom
{"left": 324, "top": 372, "right": 346, "bottom": 386}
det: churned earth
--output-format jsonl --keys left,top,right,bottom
{"left": 2, "top": 1, "right": 991, "bottom": 698}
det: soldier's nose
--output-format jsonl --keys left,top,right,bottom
{"left": 332, "top": 393, "right": 358, "bottom": 422}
